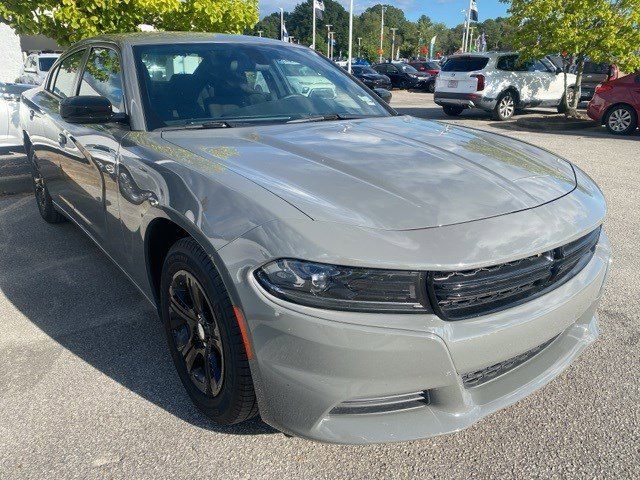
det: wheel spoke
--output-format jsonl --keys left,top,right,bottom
{"left": 169, "top": 297, "right": 197, "bottom": 327}
{"left": 187, "top": 277, "right": 204, "bottom": 315}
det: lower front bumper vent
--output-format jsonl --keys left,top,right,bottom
{"left": 330, "top": 391, "right": 430, "bottom": 415}
{"left": 462, "top": 335, "right": 559, "bottom": 388}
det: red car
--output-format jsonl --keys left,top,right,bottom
{"left": 587, "top": 73, "right": 640, "bottom": 135}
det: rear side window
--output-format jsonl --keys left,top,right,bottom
{"left": 50, "top": 50, "right": 86, "bottom": 98}
{"left": 79, "top": 47, "right": 124, "bottom": 112}
{"left": 496, "top": 55, "right": 521, "bottom": 71}
{"left": 442, "top": 56, "right": 489, "bottom": 72}
{"left": 583, "top": 62, "right": 609, "bottom": 75}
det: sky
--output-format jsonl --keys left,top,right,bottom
{"left": 258, "top": 0, "right": 509, "bottom": 26}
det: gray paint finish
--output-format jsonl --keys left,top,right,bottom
{"left": 19, "top": 32, "right": 610, "bottom": 444}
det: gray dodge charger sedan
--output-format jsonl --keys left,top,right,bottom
{"left": 19, "top": 33, "right": 611, "bottom": 444}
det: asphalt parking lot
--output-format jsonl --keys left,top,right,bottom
{"left": 1, "top": 91, "right": 638, "bottom": 479}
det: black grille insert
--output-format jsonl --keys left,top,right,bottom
{"left": 462, "top": 335, "right": 559, "bottom": 388}
{"left": 427, "top": 227, "right": 601, "bottom": 321}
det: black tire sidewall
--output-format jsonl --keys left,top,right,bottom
{"left": 494, "top": 91, "right": 515, "bottom": 120}
{"left": 160, "top": 241, "right": 246, "bottom": 424}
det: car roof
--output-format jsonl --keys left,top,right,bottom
{"left": 446, "top": 51, "right": 518, "bottom": 59}
{"left": 74, "top": 32, "right": 298, "bottom": 49}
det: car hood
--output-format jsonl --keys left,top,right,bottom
{"left": 162, "top": 116, "right": 576, "bottom": 230}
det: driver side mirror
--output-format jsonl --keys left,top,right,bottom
{"left": 555, "top": 67, "right": 563, "bottom": 75}
{"left": 373, "top": 88, "right": 392, "bottom": 103}
{"left": 60, "top": 95, "right": 127, "bottom": 124}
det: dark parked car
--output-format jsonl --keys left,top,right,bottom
{"left": 587, "top": 73, "right": 640, "bottom": 135}
{"left": 409, "top": 61, "right": 440, "bottom": 92}
{"left": 575, "top": 61, "right": 617, "bottom": 101}
{"left": 349, "top": 65, "right": 392, "bottom": 91}
{"left": 372, "top": 62, "right": 431, "bottom": 90}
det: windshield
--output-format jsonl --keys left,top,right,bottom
{"left": 39, "top": 57, "right": 57, "bottom": 72}
{"left": 400, "top": 64, "right": 418, "bottom": 74}
{"left": 134, "top": 43, "right": 390, "bottom": 130}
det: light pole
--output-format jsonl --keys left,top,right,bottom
{"left": 379, "top": 5, "right": 386, "bottom": 63}
{"left": 258, "top": 30, "right": 263, "bottom": 37}
{"left": 325, "top": 24, "right": 332, "bottom": 58}
{"left": 329, "top": 32, "right": 335, "bottom": 60}
{"left": 357, "top": 37, "right": 362, "bottom": 58}
{"left": 347, "top": 0, "right": 354, "bottom": 72}
{"left": 461, "top": 10, "right": 467, "bottom": 52}
{"left": 390, "top": 27, "right": 397, "bottom": 61}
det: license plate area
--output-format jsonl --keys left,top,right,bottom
{"left": 447, "top": 80, "right": 458, "bottom": 88}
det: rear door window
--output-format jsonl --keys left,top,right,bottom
{"left": 442, "top": 56, "right": 489, "bottom": 72}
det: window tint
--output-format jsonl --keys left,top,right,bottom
{"left": 39, "top": 57, "right": 57, "bottom": 72}
{"left": 400, "top": 64, "right": 418, "bottom": 74}
{"left": 426, "top": 62, "right": 440, "bottom": 70}
{"left": 79, "top": 48, "right": 124, "bottom": 112}
{"left": 496, "top": 55, "right": 520, "bottom": 71}
{"left": 527, "top": 60, "right": 551, "bottom": 72}
{"left": 133, "top": 43, "right": 389, "bottom": 130}
{"left": 583, "top": 62, "right": 609, "bottom": 75}
{"left": 442, "top": 56, "right": 489, "bottom": 72}
{"left": 51, "top": 50, "right": 85, "bottom": 98}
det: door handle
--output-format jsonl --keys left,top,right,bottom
{"left": 58, "top": 133, "right": 67, "bottom": 147}
{"left": 30, "top": 109, "right": 36, "bottom": 120}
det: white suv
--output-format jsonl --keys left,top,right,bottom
{"left": 435, "top": 52, "right": 576, "bottom": 120}
{"left": 17, "top": 52, "right": 60, "bottom": 86}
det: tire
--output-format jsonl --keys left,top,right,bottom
{"left": 604, "top": 104, "right": 638, "bottom": 135}
{"left": 443, "top": 105, "right": 464, "bottom": 117}
{"left": 160, "top": 237, "right": 258, "bottom": 425}
{"left": 493, "top": 90, "right": 516, "bottom": 120}
{"left": 30, "top": 150, "right": 66, "bottom": 224}
{"left": 427, "top": 81, "right": 435, "bottom": 93}
{"left": 557, "top": 87, "right": 575, "bottom": 114}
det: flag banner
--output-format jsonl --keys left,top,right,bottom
{"left": 429, "top": 35, "right": 437, "bottom": 58}
{"left": 314, "top": 0, "right": 325, "bottom": 21}
{"left": 470, "top": 0, "right": 478, "bottom": 22}
{"left": 282, "top": 23, "right": 289, "bottom": 42}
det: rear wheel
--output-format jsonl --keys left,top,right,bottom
{"left": 493, "top": 91, "right": 516, "bottom": 120}
{"left": 426, "top": 81, "right": 435, "bottom": 93}
{"left": 442, "top": 105, "right": 464, "bottom": 117}
{"left": 604, "top": 104, "right": 637, "bottom": 135}
{"left": 160, "top": 237, "right": 258, "bottom": 425}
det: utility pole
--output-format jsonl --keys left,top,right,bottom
{"left": 464, "top": 0, "right": 473, "bottom": 52}
{"left": 347, "top": 0, "right": 354, "bottom": 72}
{"left": 461, "top": 10, "right": 467, "bottom": 52}
{"left": 390, "top": 27, "right": 397, "bottom": 62}
{"left": 325, "top": 24, "right": 332, "bottom": 58}
{"left": 329, "top": 31, "right": 335, "bottom": 60}
{"left": 357, "top": 37, "right": 362, "bottom": 58}
{"left": 312, "top": 0, "right": 317, "bottom": 49}
{"left": 379, "top": 5, "right": 386, "bottom": 63}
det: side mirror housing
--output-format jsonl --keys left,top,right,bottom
{"left": 373, "top": 88, "right": 392, "bottom": 103}
{"left": 60, "top": 95, "right": 126, "bottom": 124}
{"left": 556, "top": 67, "right": 563, "bottom": 75}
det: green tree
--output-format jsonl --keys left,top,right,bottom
{"left": 504, "top": 0, "right": 640, "bottom": 115}
{"left": 0, "top": 0, "right": 259, "bottom": 45}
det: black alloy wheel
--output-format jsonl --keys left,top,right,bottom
{"left": 160, "top": 237, "right": 258, "bottom": 425}
{"left": 168, "top": 270, "right": 225, "bottom": 397}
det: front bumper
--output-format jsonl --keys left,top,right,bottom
{"left": 228, "top": 231, "right": 610, "bottom": 444}
{"left": 587, "top": 95, "right": 607, "bottom": 123}
{"left": 434, "top": 91, "right": 496, "bottom": 110}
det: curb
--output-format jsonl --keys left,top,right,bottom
{"left": 515, "top": 117, "right": 599, "bottom": 132}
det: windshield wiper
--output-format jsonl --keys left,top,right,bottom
{"left": 287, "top": 114, "right": 365, "bottom": 124}
{"left": 158, "top": 121, "right": 234, "bottom": 131}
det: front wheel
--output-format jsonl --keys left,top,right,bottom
{"left": 493, "top": 91, "right": 516, "bottom": 120}
{"left": 442, "top": 105, "right": 464, "bottom": 116}
{"left": 604, "top": 105, "right": 638, "bottom": 135}
{"left": 160, "top": 237, "right": 258, "bottom": 425}
{"left": 426, "top": 81, "right": 435, "bottom": 93}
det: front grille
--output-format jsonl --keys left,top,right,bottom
{"left": 427, "top": 227, "right": 601, "bottom": 321}
{"left": 330, "top": 391, "right": 430, "bottom": 415}
{"left": 462, "top": 335, "right": 559, "bottom": 388}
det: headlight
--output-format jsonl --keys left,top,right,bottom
{"left": 254, "top": 259, "right": 430, "bottom": 313}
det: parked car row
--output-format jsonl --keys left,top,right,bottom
{"left": 587, "top": 72, "right": 640, "bottom": 135}
{"left": 0, "top": 82, "right": 34, "bottom": 148}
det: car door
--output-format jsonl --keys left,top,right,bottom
{"left": 62, "top": 45, "right": 130, "bottom": 251}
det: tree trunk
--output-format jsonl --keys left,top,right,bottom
{"left": 567, "top": 54, "right": 585, "bottom": 118}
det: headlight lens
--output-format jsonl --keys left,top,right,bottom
{"left": 254, "top": 259, "right": 429, "bottom": 313}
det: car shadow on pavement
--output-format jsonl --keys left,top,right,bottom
{"left": 0, "top": 194, "right": 277, "bottom": 437}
